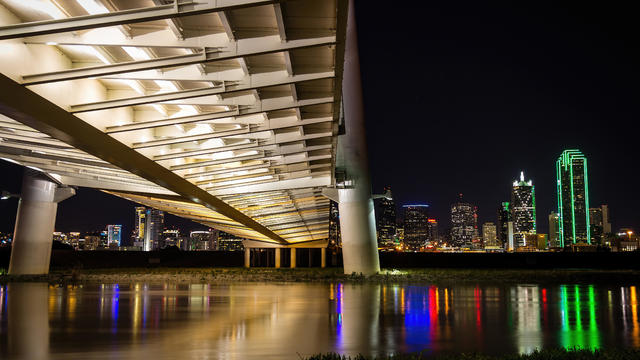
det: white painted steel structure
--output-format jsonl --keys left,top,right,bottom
{"left": 0, "top": 0, "right": 379, "bottom": 274}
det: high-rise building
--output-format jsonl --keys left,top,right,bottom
{"left": 602, "top": 204, "right": 612, "bottom": 235}
{"left": 589, "top": 207, "right": 603, "bottom": 245}
{"left": 107, "top": 224, "right": 122, "bottom": 247}
{"left": 144, "top": 208, "right": 164, "bottom": 251}
{"left": 189, "top": 230, "right": 217, "bottom": 250}
{"left": 375, "top": 187, "right": 397, "bottom": 248}
{"left": 548, "top": 212, "right": 560, "bottom": 248}
{"left": 556, "top": 149, "right": 590, "bottom": 245}
{"left": 162, "top": 229, "right": 182, "bottom": 248}
{"left": 403, "top": 205, "right": 430, "bottom": 251}
{"left": 134, "top": 206, "right": 146, "bottom": 248}
{"left": 482, "top": 222, "right": 499, "bottom": 248}
{"left": 451, "top": 194, "right": 477, "bottom": 248}
{"left": 496, "top": 202, "right": 510, "bottom": 248}
{"left": 217, "top": 231, "right": 244, "bottom": 251}
{"left": 328, "top": 200, "right": 341, "bottom": 248}
{"left": 134, "top": 206, "right": 164, "bottom": 251}
{"left": 427, "top": 218, "right": 438, "bottom": 245}
{"left": 510, "top": 172, "right": 536, "bottom": 248}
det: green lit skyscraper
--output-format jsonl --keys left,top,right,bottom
{"left": 556, "top": 149, "right": 590, "bottom": 246}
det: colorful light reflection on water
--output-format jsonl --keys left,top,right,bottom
{"left": 0, "top": 282, "right": 639, "bottom": 359}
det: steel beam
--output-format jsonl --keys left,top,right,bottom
{"left": 105, "top": 97, "right": 333, "bottom": 133}
{"left": 25, "top": 30, "right": 227, "bottom": 49}
{"left": 170, "top": 143, "right": 332, "bottom": 170}
{"left": 70, "top": 71, "right": 333, "bottom": 113}
{"left": 21, "top": 36, "right": 336, "bottom": 85}
{"left": 154, "top": 132, "right": 330, "bottom": 161}
{"left": 0, "top": 0, "right": 275, "bottom": 40}
{"left": 132, "top": 116, "right": 332, "bottom": 149}
{"left": 0, "top": 73, "right": 287, "bottom": 244}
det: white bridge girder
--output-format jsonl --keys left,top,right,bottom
{"left": 0, "top": 0, "right": 344, "bottom": 248}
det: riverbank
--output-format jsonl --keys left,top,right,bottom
{"left": 2, "top": 267, "right": 640, "bottom": 285}
{"left": 305, "top": 348, "right": 640, "bottom": 359}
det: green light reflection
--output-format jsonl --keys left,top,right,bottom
{"left": 558, "top": 285, "right": 600, "bottom": 350}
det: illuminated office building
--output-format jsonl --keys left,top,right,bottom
{"left": 496, "top": 202, "right": 510, "bottom": 248}
{"left": 328, "top": 200, "right": 341, "bottom": 248}
{"left": 144, "top": 208, "right": 164, "bottom": 251}
{"left": 217, "top": 231, "right": 244, "bottom": 251}
{"left": 134, "top": 206, "right": 165, "bottom": 251}
{"left": 549, "top": 212, "right": 560, "bottom": 248}
{"left": 589, "top": 207, "right": 603, "bottom": 245}
{"left": 602, "top": 204, "right": 612, "bottom": 235}
{"left": 556, "top": 149, "right": 590, "bottom": 245}
{"left": 427, "top": 218, "right": 438, "bottom": 244}
{"left": 510, "top": 172, "right": 536, "bottom": 248}
{"left": 482, "top": 222, "right": 499, "bottom": 248}
{"left": 403, "top": 205, "right": 430, "bottom": 251}
{"left": 107, "top": 225, "right": 122, "bottom": 247}
{"left": 450, "top": 194, "right": 477, "bottom": 248}
{"left": 133, "top": 206, "right": 146, "bottom": 248}
{"left": 375, "top": 187, "right": 397, "bottom": 248}
{"left": 189, "top": 230, "right": 217, "bottom": 250}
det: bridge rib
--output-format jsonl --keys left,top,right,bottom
{"left": 21, "top": 36, "right": 336, "bottom": 85}
{"left": 0, "top": 0, "right": 276, "bottom": 40}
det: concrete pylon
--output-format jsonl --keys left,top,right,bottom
{"left": 334, "top": 0, "right": 380, "bottom": 275}
{"left": 9, "top": 170, "right": 75, "bottom": 275}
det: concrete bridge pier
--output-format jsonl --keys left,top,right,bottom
{"left": 9, "top": 170, "right": 75, "bottom": 275}
{"left": 328, "top": 0, "right": 380, "bottom": 275}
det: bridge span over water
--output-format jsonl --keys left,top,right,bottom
{"left": 0, "top": 0, "right": 379, "bottom": 275}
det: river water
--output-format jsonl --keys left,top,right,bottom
{"left": 1, "top": 281, "right": 639, "bottom": 359}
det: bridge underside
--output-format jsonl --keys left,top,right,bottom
{"left": 0, "top": 0, "right": 379, "bottom": 274}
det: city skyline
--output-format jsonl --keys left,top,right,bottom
{"left": 1, "top": 2, "right": 639, "bottom": 241}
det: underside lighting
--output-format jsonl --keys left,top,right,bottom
{"left": 76, "top": 0, "right": 109, "bottom": 15}
{"left": 21, "top": 0, "right": 65, "bottom": 19}
{"left": 45, "top": 41, "right": 58, "bottom": 46}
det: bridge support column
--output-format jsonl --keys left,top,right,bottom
{"left": 338, "top": 189, "right": 379, "bottom": 274}
{"left": 9, "top": 170, "right": 74, "bottom": 275}
{"left": 321, "top": 248, "right": 326, "bottom": 268}
{"left": 290, "top": 248, "right": 296, "bottom": 268}
{"left": 275, "top": 248, "right": 281, "bottom": 268}
{"left": 334, "top": 0, "right": 380, "bottom": 275}
{"left": 244, "top": 247, "right": 251, "bottom": 268}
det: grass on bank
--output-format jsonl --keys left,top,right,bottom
{"left": 305, "top": 348, "right": 640, "bottom": 359}
{"left": 2, "top": 267, "right": 640, "bottom": 285}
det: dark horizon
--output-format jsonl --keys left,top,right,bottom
{"left": 2, "top": 1, "right": 639, "bottom": 236}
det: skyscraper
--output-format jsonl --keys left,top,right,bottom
{"left": 451, "top": 194, "right": 477, "bottom": 248}
{"left": 375, "top": 186, "right": 397, "bottom": 248}
{"left": 510, "top": 171, "right": 536, "bottom": 248}
{"left": 107, "top": 224, "right": 122, "bottom": 247}
{"left": 548, "top": 212, "right": 560, "bottom": 248}
{"left": 601, "top": 204, "right": 612, "bottom": 235}
{"left": 427, "top": 218, "right": 438, "bottom": 245}
{"left": 328, "top": 200, "right": 341, "bottom": 248}
{"left": 403, "top": 205, "right": 430, "bottom": 251}
{"left": 144, "top": 208, "right": 164, "bottom": 251}
{"left": 496, "top": 202, "right": 510, "bottom": 248}
{"left": 589, "top": 207, "right": 603, "bottom": 245}
{"left": 134, "top": 206, "right": 165, "bottom": 251}
{"left": 556, "top": 149, "right": 590, "bottom": 245}
{"left": 482, "top": 222, "right": 499, "bottom": 248}
{"left": 134, "top": 206, "right": 146, "bottom": 248}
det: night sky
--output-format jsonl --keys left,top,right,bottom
{"left": 1, "top": 1, "right": 639, "bottom": 237}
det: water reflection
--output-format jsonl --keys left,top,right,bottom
{"left": 0, "top": 282, "right": 639, "bottom": 359}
